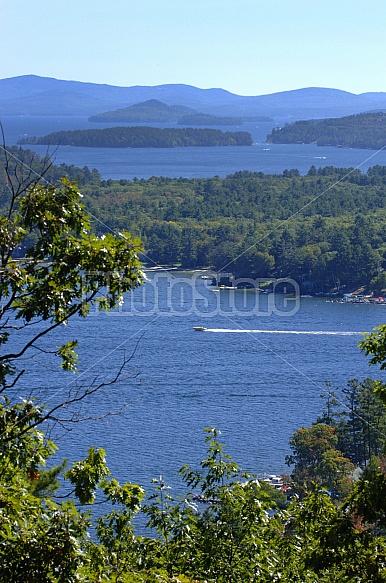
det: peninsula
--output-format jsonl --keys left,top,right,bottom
{"left": 267, "top": 111, "right": 386, "bottom": 150}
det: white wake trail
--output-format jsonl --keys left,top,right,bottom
{"left": 203, "top": 329, "right": 364, "bottom": 336}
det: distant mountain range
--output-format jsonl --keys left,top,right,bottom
{"left": 1, "top": 75, "right": 386, "bottom": 119}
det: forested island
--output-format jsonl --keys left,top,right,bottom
{"left": 89, "top": 99, "right": 195, "bottom": 122}
{"left": 89, "top": 99, "right": 272, "bottom": 126}
{"left": 19, "top": 126, "right": 253, "bottom": 148}
{"left": 89, "top": 99, "right": 251, "bottom": 126}
{"left": 267, "top": 111, "right": 386, "bottom": 150}
{"left": 6, "top": 147, "right": 386, "bottom": 295}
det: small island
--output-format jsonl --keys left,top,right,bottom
{"left": 267, "top": 111, "right": 386, "bottom": 150}
{"left": 19, "top": 126, "right": 253, "bottom": 148}
{"left": 89, "top": 99, "right": 195, "bottom": 123}
{"left": 89, "top": 99, "right": 271, "bottom": 127}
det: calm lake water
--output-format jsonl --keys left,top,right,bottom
{"left": 16, "top": 273, "right": 386, "bottom": 491}
{"left": 2, "top": 115, "right": 386, "bottom": 179}
{"left": 3, "top": 115, "right": 386, "bottom": 494}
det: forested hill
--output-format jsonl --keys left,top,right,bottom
{"left": 89, "top": 100, "right": 245, "bottom": 125}
{"left": 267, "top": 111, "right": 386, "bottom": 150}
{"left": 89, "top": 99, "right": 195, "bottom": 122}
{"left": 3, "top": 147, "right": 386, "bottom": 294}
{"left": 19, "top": 126, "right": 253, "bottom": 148}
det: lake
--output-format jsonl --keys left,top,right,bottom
{"left": 3, "top": 114, "right": 386, "bottom": 496}
{"left": 16, "top": 273, "right": 386, "bottom": 493}
{"left": 2, "top": 115, "right": 386, "bottom": 179}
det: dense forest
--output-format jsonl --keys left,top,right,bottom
{"left": 19, "top": 126, "right": 253, "bottom": 148}
{"left": 4, "top": 147, "right": 386, "bottom": 293}
{"left": 267, "top": 111, "right": 386, "bottom": 150}
{"left": 79, "top": 164, "right": 386, "bottom": 294}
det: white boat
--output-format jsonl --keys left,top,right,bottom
{"left": 262, "top": 474, "right": 284, "bottom": 490}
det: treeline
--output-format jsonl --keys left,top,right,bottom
{"left": 19, "top": 126, "right": 253, "bottom": 148}
{"left": 287, "top": 378, "right": 386, "bottom": 499}
{"left": 267, "top": 111, "right": 386, "bottom": 150}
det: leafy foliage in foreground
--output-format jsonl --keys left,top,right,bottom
{"left": 286, "top": 377, "right": 386, "bottom": 499}
{"left": 0, "top": 146, "right": 143, "bottom": 395}
{"left": 3, "top": 419, "right": 386, "bottom": 582}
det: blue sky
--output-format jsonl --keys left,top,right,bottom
{"left": 2, "top": 0, "right": 386, "bottom": 96}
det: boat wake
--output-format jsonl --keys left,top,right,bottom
{"left": 203, "top": 329, "right": 363, "bottom": 336}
